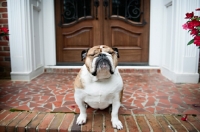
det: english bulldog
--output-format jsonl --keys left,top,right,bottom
{"left": 74, "top": 45, "right": 124, "bottom": 130}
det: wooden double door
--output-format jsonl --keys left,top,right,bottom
{"left": 55, "top": 0, "right": 150, "bottom": 65}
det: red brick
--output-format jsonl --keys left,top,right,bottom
{"left": 0, "top": 61, "right": 10, "bottom": 67}
{"left": 48, "top": 113, "right": 65, "bottom": 132}
{"left": 4, "top": 56, "right": 10, "bottom": 61}
{"left": 1, "top": 13, "right": 7, "bottom": 18}
{"left": 17, "top": 112, "right": 38, "bottom": 132}
{"left": 59, "top": 113, "right": 74, "bottom": 132}
{"left": 38, "top": 113, "right": 55, "bottom": 132}
{"left": 117, "top": 115, "right": 127, "bottom": 132}
{"left": 26, "top": 113, "right": 46, "bottom": 132}
{"left": 145, "top": 114, "right": 163, "bottom": 131}
{"left": 0, "top": 56, "right": 3, "bottom": 61}
{"left": 7, "top": 112, "right": 29, "bottom": 132}
{"left": 0, "top": 19, "right": 8, "bottom": 24}
{"left": 164, "top": 115, "right": 187, "bottom": 131}
{"left": 104, "top": 113, "right": 114, "bottom": 132}
{"left": 92, "top": 113, "right": 103, "bottom": 132}
{"left": 1, "top": 2, "right": 7, "bottom": 7}
{"left": 135, "top": 115, "right": 150, "bottom": 131}
{"left": 0, "top": 112, "right": 21, "bottom": 132}
{"left": 3, "top": 46, "right": 9, "bottom": 51}
{"left": 0, "top": 41, "right": 8, "bottom": 46}
{"left": 125, "top": 115, "right": 139, "bottom": 132}
{"left": 187, "top": 115, "right": 200, "bottom": 131}
{"left": 0, "top": 51, "right": 9, "bottom": 56}
{"left": 0, "top": 110, "right": 11, "bottom": 122}
{"left": 0, "top": 8, "right": 7, "bottom": 12}
{"left": 70, "top": 114, "right": 81, "bottom": 132}
{"left": 155, "top": 115, "right": 171, "bottom": 132}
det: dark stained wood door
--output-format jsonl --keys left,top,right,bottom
{"left": 55, "top": 0, "right": 150, "bottom": 65}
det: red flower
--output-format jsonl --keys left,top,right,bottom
{"left": 187, "top": 20, "right": 200, "bottom": 29}
{"left": 182, "top": 23, "right": 189, "bottom": 30}
{"left": 190, "top": 29, "right": 199, "bottom": 36}
{"left": 194, "top": 36, "right": 200, "bottom": 46}
{"left": 0, "top": 27, "right": 9, "bottom": 33}
{"left": 185, "top": 12, "right": 194, "bottom": 19}
{"left": 196, "top": 8, "right": 200, "bottom": 11}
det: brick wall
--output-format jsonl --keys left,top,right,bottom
{"left": 0, "top": 0, "right": 10, "bottom": 79}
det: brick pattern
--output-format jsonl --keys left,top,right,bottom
{"left": 0, "top": 110, "right": 200, "bottom": 132}
{"left": 0, "top": 0, "right": 10, "bottom": 79}
{"left": 0, "top": 71, "right": 200, "bottom": 114}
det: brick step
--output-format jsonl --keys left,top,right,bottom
{"left": 44, "top": 68, "right": 160, "bottom": 74}
{"left": 0, "top": 110, "right": 200, "bottom": 132}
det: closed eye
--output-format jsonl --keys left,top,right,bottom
{"left": 108, "top": 52, "right": 114, "bottom": 55}
{"left": 89, "top": 54, "right": 95, "bottom": 56}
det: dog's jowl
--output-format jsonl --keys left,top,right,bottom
{"left": 74, "top": 45, "right": 124, "bottom": 130}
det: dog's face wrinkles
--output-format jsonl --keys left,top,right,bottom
{"left": 84, "top": 45, "right": 118, "bottom": 79}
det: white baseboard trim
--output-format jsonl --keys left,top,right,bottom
{"left": 44, "top": 65, "right": 160, "bottom": 69}
{"left": 11, "top": 66, "right": 44, "bottom": 81}
{"left": 161, "top": 67, "right": 199, "bottom": 83}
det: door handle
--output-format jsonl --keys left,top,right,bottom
{"left": 94, "top": 0, "right": 99, "bottom": 19}
{"left": 103, "top": 0, "right": 109, "bottom": 19}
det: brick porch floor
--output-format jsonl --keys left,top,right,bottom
{"left": 0, "top": 110, "right": 200, "bottom": 132}
{"left": 0, "top": 68, "right": 200, "bottom": 131}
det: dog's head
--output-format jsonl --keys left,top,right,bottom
{"left": 81, "top": 45, "right": 119, "bottom": 79}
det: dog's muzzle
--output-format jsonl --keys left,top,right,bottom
{"left": 92, "top": 53, "right": 114, "bottom": 76}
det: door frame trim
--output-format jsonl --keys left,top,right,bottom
{"left": 43, "top": 0, "right": 160, "bottom": 66}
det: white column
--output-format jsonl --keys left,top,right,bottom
{"left": 43, "top": 0, "right": 56, "bottom": 66}
{"left": 161, "top": 0, "right": 200, "bottom": 83}
{"left": 7, "top": 0, "right": 44, "bottom": 81}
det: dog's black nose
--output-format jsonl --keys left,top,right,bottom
{"left": 98, "top": 54, "right": 106, "bottom": 58}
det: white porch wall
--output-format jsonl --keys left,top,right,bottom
{"left": 157, "top": 0, "right": 200, "bottom": 83}
{"left": 7, "top": 0, "right": 200, "bottom": 83}
{"left": 7, "top": 0, "right": 44, "bottom": 81}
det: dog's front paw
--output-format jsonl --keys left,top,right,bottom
{"left": 76, "top": 114, "right": 87, "bottom": 125}
{"left": 112, "top": 119, "right": 123, "bottom": 130}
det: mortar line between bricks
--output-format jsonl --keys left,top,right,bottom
{"left": 155, "top": 115, "right": 165, "bottom": 132}
{"left": 4, "top": 112, "right": 22, "bottom": 131}
{"left": 163, "top": 115, "right": 177, "bottom": 132}
{"left": 7, "top": 112, "right": 22, "bottom": 127}
{"left": 0, "top": 110, "right": 10, "bottom": 122}
{"left": 123, "top": 116, "right": 129, "bottom": 132}
{"left": 15, "top": 112, "right": 31, "bottom": 129}
{"left": 25, "top": 112, "right": 40, "bottom": 131}
{"left": 173, "top": 115, "right": 188, "bottom": 131}
{"left": 114, "top": 128, "right": 117, "bottom": 132}
{"left": 0, "top": 110, "right": 5, "bottom": 114}
{"left": 132, "top": 113, "right": 142, "bottom": 132}
{"left": 57, "top": 113, "right": 67, "bottom": 131}
{"left": 68, "top": 113, "right": 76, "bottom": 132}
{"left": 102, "top": 113, "right": 105, "bottom": 132}
{"left": 91, "top": 113, "right": 95, "bottom": 132}
{"left": 144, "top": 114, "right": 153, "bottom": 132}
{"left": 36, "top": 112, "right": 55, "bottom": 131}
{"left": 35, "top": 113, "right": 48, "bottom": 132}
{"left": 185, "top": 117, "right": 199, "bottom": 132}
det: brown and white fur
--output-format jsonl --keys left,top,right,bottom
{"left": 74, "top": 45, "right": 123, "bottom": 130}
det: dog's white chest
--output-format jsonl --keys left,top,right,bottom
{"left": 74, "top": 72, "right": 123, "bottom": 110}
{"left": 83, "top": 85, "right": 117, "bottom": 109}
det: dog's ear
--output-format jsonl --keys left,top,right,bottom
{"left": 81, "top": 48, "right": 90, "bottom": 61}
{"left": 112, "top": 47, "right": 119, "bottom": 58}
